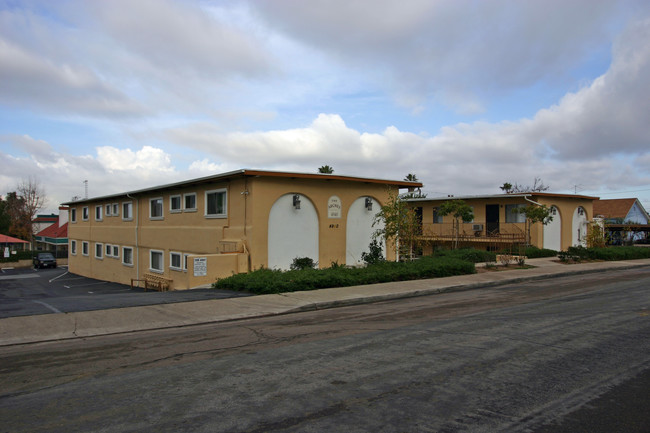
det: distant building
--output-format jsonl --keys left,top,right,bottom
{"left": 593, "top": 198, "right": 650, "bottom": 243}
{"left": 63, "top": 169, "right": 420, "bottom": 290}
{"left": 33, "top": 207, "right": 69, "bottom": 256}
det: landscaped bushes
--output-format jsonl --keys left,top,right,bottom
{"left": 0, "top": 250, "right": 34, "bottom": 263}
{"left": 214, "top": 256, "right": 475, "bottom": 294}
{"left": 559, "top": 246, "right": 650, "bottom": 262}
{"left": 433, "top": 248, "right": 497, "bottom": 263}
{"left": 524, "top": 246, "right": 557, "bottom": 258}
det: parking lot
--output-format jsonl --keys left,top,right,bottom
{"left": 0, "top": 266, "right": 251, "bottom": 319}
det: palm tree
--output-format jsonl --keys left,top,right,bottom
{"left": 404, "top": 173, "right": 419, "bottom": 182}
{"left": 318, "top": 165, "right": 334, "bottom": 174}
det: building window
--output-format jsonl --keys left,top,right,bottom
{"left": 506, "top": 204, "right": 527, "bottom": 223}
{"left": 95, "top": 243, "right": 103, "bottom": 259}
{"left": 123, "top": 202, "right": 133, "bottom": 221}
{"left": 95, "top": 205, "right": 103, "bottom": 221}
{"left": 71, "top": 208, "right": 77, "bottom": 223}
{"left": 170, "top": 252, "right": 182, "bottom": 270}
{"left": 112, "top": 245, "right": 119, "bottom": 258}
{"left": 170, "top": 195, "right": 182, "bottom": 213}
{"left": 82, "top": 207, "right": 89, "bottom": 221}
{"left": 432, "top": 207, "right": 443, "bottom": 223}
{"left": 105, "top": 244, "right": 112, "bottom": 257}
{"left": 150, "top": 250, "right": 164, "bottom": 273}
{"left": 82, "top": 241, "right": 89, "bottom": 256}
{"left": 184, "top": 193, "right": 197, "bottom": 211}
{"left": 205, "top": 189, "right": 227, "bottom": 217}
{"left": 105, "top": 204, "right": 112, "bottom": 216}
{"left": 70, "top": 240, "right": 77, "bottom": 255}
{"left": 123, "top": 247, "right": 133, "bottom": 266}
{"left": 184, "top": 253, "right": 190, "bottom": 271}
{"left": 150, "top": 197, "right": 163, "bottom": 219}
{"left": 112, "top": 203, "right": 119, "bottom": 216}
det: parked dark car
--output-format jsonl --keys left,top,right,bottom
{"left": 33, "top": 252, "right": 57, "bottom": 269}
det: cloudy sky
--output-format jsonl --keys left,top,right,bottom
{"left": 1, "top": 0, "right": 650, "bottom": 213}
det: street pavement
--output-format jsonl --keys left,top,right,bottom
{"left": 1, "top": 257, "right": 649, "bottom": 346}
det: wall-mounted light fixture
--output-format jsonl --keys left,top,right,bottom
{"left": 577, "top": 207, "right": 584, "bottom": 216}
{"left": 293, "top": 194, "right": 301, "bottom": 210}
{"left": 365, "top": 197, "right": 373, "bottom": 211}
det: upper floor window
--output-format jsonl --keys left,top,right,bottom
{"left": 184, "top": 193, "right": 197, "bottom": 211}
{"left": 112, "top": 203, "right": 119, "bottom": 216}
{"left": 70, "top": 208, "right": 77, "bottom": 223}
{"left": 122, "top": 202, "right": 133, "bottom": 221}
{"left": 432, "top": 207, "right": 443, "bottom": 224}
{"left": 170, "top": 195, "right": 182, "bottom": 213}
{"left": 205, "top": 189, "right": 227, "bottom": 218}
{"left": 82, "top": 207, "right": 89, "bottom": 221}
{"left": 105, "top": 204, "right": 112, "bottom": 216}
{"left": 150, "top": 197, "right": 163, "bottom": 220}
{"left": 95, "top": 205, "right": 103, "bottom": 221}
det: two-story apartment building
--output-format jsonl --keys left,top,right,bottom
{"left": 63, "top": 169, "right": 420, "bottom": 290}
{"left": 406, "top": 192, "right": 598, "bottom": 253}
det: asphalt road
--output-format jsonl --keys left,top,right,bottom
{"left": 0, "top": 268, "right": 649, "bottom": 432}
{"left": 0, "top": 266, "right": 250, "bottom": 318}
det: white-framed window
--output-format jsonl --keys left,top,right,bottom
{"left": 150, "top": 197, "right": 163, "bottom": 220}
{"left": 506, "top": 204, "right": 527, "bottom": 223}
{"left": 122, "top": 247, "right": 134, "bottom": 266}
{"left": 150, "top": 249, "right": 164, "bottom": 273}
{"left": 70, "top": 240, "right": 77, "bottom": 255}
{"left": 112, "top": 245, "right": 119, "bottom": 258}
{"left": 95, "top": 205, "right": 103, "bottom": 221}
{"left": 105, "top": 244, "right": 112, "bottom": 257}
{"left": 112, "top": 203, "right": 119, "bottom": 216}
{"left": 184, "top": 193, "right": 197, "bottom": 211}
{"left": 170, "top": 252, "right": 183, "bottom": 271}
{"left": 205, "top": 189, "right": 227, "bottom": 218}
{"left": 70, "top": 208, "right": 77, "bottom": 223}
{"left": 82, "top": 207, "right": 89, "bottom": 221}
{"left": 82, "top": 241, "right": 89, "bottom": 256}
{"left": 105, "top": 204, "right": 112, "bottom": 216}
{"left": 95, "top": 242, "right": 104, "bottom": 259}
{"left": 170, "top": 195, "right": 182, "bottom": 213}
{"left": 183, "top": 253, "right": 190, "bottom": 271}
{"left": 122, "top": 201, "right": 133, "bottom": 221}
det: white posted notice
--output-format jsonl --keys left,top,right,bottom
{"left": 193, "top": 257, "right": 207, "bottom": 277}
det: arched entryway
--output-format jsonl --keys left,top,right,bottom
{"left": 346, "top": 197, "right": 384, "bottom": 266}
{"left": 543, "top": 206, "right": 562, "bottom": 251}
{"left": 268, "top": 194, "right": 319, "bottom": 270}
{"left": 572, "top": 206, "right": 588, "bottom": 247}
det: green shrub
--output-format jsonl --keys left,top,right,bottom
{"left": 0, "top": 250, "right": 34, "bottom": 263}
{"left": 524, "top": 246, "right": 557, "bottom": 258}
{"left": 290, "top": 257, "right": 316, "bottom": 271}
{"left": 434, "top": 248, "right": 496, "bottom": 263}
{"left": 361, "top": 240, "right": 385, "bottom": 265}
{"left": 560, "top": 246, "right": 650, "bottom": 262}
{"left": 214, "top": 256, "right": 475, "bottom": 294}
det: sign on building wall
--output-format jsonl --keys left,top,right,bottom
{"left": 328, "top": 196, "right": 342, "bottom": 219}
{"left": 193, "top": 257, "right": 207, "bottom": 277}
{"left": 3, "top": 247, "right": 9, "bottom": 258}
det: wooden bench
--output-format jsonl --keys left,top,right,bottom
{"left": 131, "top": 273, "right": 173, "bottom": 291}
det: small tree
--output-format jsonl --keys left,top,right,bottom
{"left": 5, "top": 178, "right": 47, "bottom": 242}
{"left": 438, "top": 200, "right": 474, "bottom": 249}
{"left": 501, "top": 178, "right": 550, "bottom": 194}
{"left": 513, "top": 204, "right": 553, "bottom": 246}
{"left": 402, "top": 173, "right": 427, "bottom": 199}
{"left": 318, "top": 165, "right": 334, "bottom": 174}
{"left": 361, "top": 239, "right": 385, "bottom": 265}
{"left": 372, "top": 190, "right": 421, "bottom": 261}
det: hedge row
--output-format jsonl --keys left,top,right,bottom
{"left": 433, "top": 248, "right": 497, "bottom": 263}
{"left": 214, "top": 256, "right": 476, "bottom": 294}
{"left": 560, "top": 246, "right": 650, "bottom": 261}
{"left": 0, "top": 250, "right": 34, "bottom": 263}
{"left": 523, "top": 247, "right": 558, "bottom": 258}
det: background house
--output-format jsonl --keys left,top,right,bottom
{"left": 33, "top": 206, "right": 69, "bottom": 258}
{"left": 593, "top": 198, "right": 650, "bottom": 244}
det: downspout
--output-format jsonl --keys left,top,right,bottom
{"left": 127, "top": 193, "right": 139, "bottom": 279}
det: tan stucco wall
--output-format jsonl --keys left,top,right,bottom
{"left": 67, "top": 175, "right": 401, "bottom": 290}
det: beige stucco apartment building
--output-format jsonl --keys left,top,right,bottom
{"left": 63, "top": 169, "right": 420, "bottom": 290}
{"left": 406, "top": 192, "right": 598, "bottom": 253}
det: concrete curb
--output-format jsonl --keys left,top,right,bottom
{"left": 1, "top": 259, "right": 649, "bottom": 347}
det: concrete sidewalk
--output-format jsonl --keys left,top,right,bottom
{"left": 1, "top": 257, "right": 649, "bottom": 347}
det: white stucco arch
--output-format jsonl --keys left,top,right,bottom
{"left": 346, "top": 197, "right": 384, "bottom": 266}
{"left": 268, "top": 194, "right": 319, "bottom": 270}
{"left": 543, "top": 206, "right": 562, "bottom": 251}
{"left": 572, "top": 206, "right": 588, "bottom": 247}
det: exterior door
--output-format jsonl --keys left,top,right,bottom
{"left": 486, "top": 204, "right": 499, "bottom": 235}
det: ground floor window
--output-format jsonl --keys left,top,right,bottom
{"left": 70, "top": 240, "right": 77, "bottom": 255}
{"left": 150, "top": 250, "right": 164, "bottom": 273}
{"left": 95, "top": 243, "right": 103, "bottom": 259}
{"left": 123, "top": 247, "right": 133, "bottom": 266}
{"left": 170, "top": 252, "right": 182, "bottom": 270}
{"left": 82, "top": 241, "right": 89, "bottom": 256}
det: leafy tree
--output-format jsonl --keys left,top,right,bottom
{"left": 500, "top": 182, "right": 513, "bottom": 193}
{"left": 512, "top": 204, "right": 553, "bottom": 246}
{"left": 0, "top": 196, "right": 11, "bottom": 234}
{"left": 318, "top": 165, "right": 334, "bottom": 174}
{"left": 372, "top": 190, "right": 421, "bottom": 261}
{"left": 4, "top": 178, "right": 47, "bottom": 241}
{"left": 438, "top": 200, "right": 474, "bottom": 249}
{"left": 404, "top": 173, "right": 419, "bottom": 182}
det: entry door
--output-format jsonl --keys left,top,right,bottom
{"left": 486, "top": 204, "right": 499, "bottom": 235}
